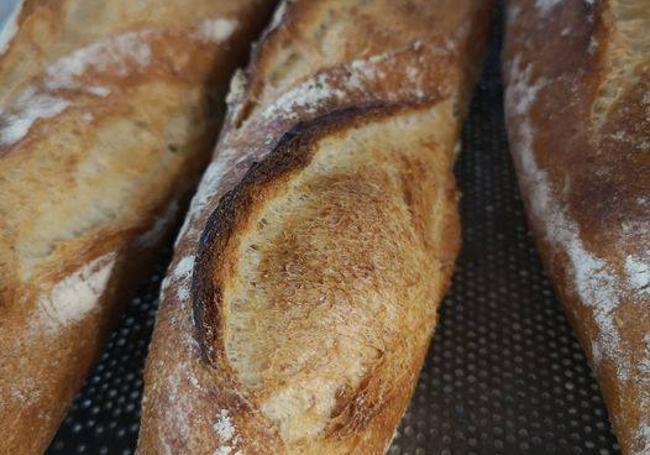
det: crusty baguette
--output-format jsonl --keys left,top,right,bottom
{"left": 503, "top": 1, "right": 650, "bottom": 454}
{"left": 137, "top": 1, "right": 493, "bottom": 453}
{"left": 0, "top": 1, "right": 276, "bottom": 453}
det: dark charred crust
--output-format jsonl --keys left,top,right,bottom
{"left": 191, "top": 102, "right": 412, "bottom": 366}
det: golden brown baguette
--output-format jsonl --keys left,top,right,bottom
{"left": 138, "top": 1, "right": 493, "bottom": 453}
{"left": 503, "top": 1, "right": 649, "bottom": 453}
{"left": 0, "top": 1, "right": 276, "bottom": 453}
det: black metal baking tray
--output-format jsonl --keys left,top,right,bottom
{"left": 45, "top": 10, "right": 621, "bottom": 455}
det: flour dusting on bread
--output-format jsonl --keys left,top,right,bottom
{"left": 259, "top": 41, "right": 433, "bottom": 122}
{"left": 260, "top": 73, "right": 345, "bottom": 120}
{"left": 0, "top": 87, "right": 70, "bottom": 145}
{"left": 195, "top": 18, "right": 239, "bottom": 43}
{"left": 0, "top": 30, "right": 154, "bottom": 146}
{"left": 0, "top": 0, "right": 23, "bottom": 56}
{"left": 45, "top": 30, "right": 153, "bottom": 90}
{"left": 640, "top": 335, "right": 650, "bottom": 375}
{"left": 166, "top": 255, "right": 195, "bottom": 304}
{"left": 177, "top": 148, "right": 239, "bottom": 242}
{"left": 505, "top": 55, "right": 630, "bottom": 380}
{"left": 1, "top": 17, "right": 240, "bottom": 149}
{"left": 632, "top": 424, "right": 650, "bottom": 455}
{"left": 213, "top": 409, "right": 237, "bottom": 446}
{"left": 173, "top": 256, "right": 195, "bottom": 281}
{"left": 625, "top": 255, "right": 650, "bottom": 295}
{"left": 85, "top": 85, "right": 111, "bottom": 97}
{"left": 37, "top": 251, "right": 116, "bottom": 332}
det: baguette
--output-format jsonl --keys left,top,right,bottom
{"left": 0, "top": 1, "right": 275, "bottom": 453}
{"left": 137, "top": 1, "right": 493, "bottom": 453}
{"left": 503, "top": 1, "right": 650, "bottom": 454}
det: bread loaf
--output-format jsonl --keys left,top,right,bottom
{"left": 137, "top": 0, "right": 493, "bottom": 453}
{"left": 0, "top": 1, "right": 275, "bottom": 453}
{"left": 503, "top": 1, "right": 650, "bottom": 454}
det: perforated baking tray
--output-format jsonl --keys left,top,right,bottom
{"left": 45, "top": 13, "right": 621, "bottom": 455}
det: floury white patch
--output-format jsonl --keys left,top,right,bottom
{"left": 37, "top": 252, "right": 117, "bottom": 332}
{"left": 195, "top": 17, "right": 239, "bottom": 43}
{"left": 0, "top": 29, "right": 155, "bottom": 147}
{"left": 625, "top": 255, "right": 650, "bottom": 295}
{"left": 0, "top": 17, "right": 236, "bottom": 148}
{"left": 0, "top": 0, "right": 24, "bottom": 56}
{"left": 213, "top": 410, "right": 235, "bottom": 443}
{"left": 44, "top": 30, "right": 154, "bottom": 90}
{"left": 0, "top": 87, "right": 71, "bottom": 145}
{"left": 505, "top": 55, "right": 630, "bottom": 381}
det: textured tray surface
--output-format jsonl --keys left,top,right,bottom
{"left": 46, "top": 17, "right": 621, "bottom": 455}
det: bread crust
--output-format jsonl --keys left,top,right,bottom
{"left": 503, "top": 1, "right": 650, "bottom": 453}
{"left": 0, "top": 1, "right": 276, "bottom": 453}
{"left": 138, "top": 1, "right": 493, "bottom": 453}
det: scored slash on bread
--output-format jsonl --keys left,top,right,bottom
{"left": 194, "top": 103, "right": 461, "bottom": 452}
{"left": 503, "top": 1, "right": 650, "bottom": 454}
{"left": 138, "top": 0, "right": 494, "bottom": 453}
